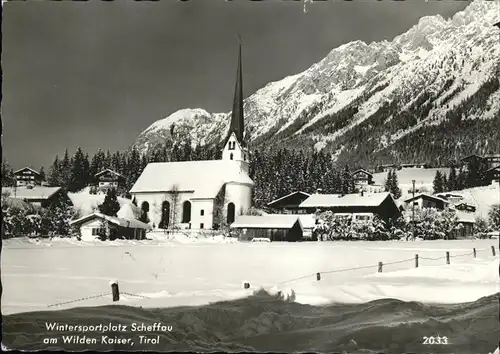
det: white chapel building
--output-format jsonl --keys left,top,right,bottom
{"left": 129, "top": 44, "right": 254, "bottom": 230}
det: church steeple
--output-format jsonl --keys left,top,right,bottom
{"left": 227, "top": 39, "right": 245, "bottom": 146}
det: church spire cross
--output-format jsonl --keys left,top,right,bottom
{"left": 228, "top": 38, "right": 245, "bottom": 147}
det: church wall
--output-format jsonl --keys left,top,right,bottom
{"left": 190, "top": 199, "right": 215, "bottom": 229}
{"left": 131, "top": 192, "right": 218, "bottom": 229}
{"left": 224, "top": 182, "right": 252, "bottom": 219}
{"left": 131, "top": 192, "right": 194, "bottom": 228}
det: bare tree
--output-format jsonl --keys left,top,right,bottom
{"left": 170, "top": 184, "right": 181, "bottom": 230}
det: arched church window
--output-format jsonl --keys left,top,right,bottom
{"left": 140, "top": 201, "right": 150, "bottom": 223}
{"left": 227, "top": 202, "right": 235, "bottom": 224}
{"left": 182, "top": 201, "right": 191, "bottom": 223}
{"left": 160, "top": 201, "right": 170, "bottom": 229}
{"left": 230, "top": 153, "right": 233, "bottom": 160}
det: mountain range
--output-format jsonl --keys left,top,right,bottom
{"left": 133, "top": 0, "right": 500, "bottom": 168}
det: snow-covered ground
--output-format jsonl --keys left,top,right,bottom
{"left": 2, "top": 237, "right": 498, "bottom": 316}
{"left": 68, "top": 187, "right": 134, "bottom": 216}
{"left": 373, "top": 167, "right": 449, "bottom": 196}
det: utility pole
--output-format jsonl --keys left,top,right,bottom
{"left": 411, "top": 179, "right": 416, "bottom": 241}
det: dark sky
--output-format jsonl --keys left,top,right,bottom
{"left": 2, "top": 0, "right": 469, "bottom": 170}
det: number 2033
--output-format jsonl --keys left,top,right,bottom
{"left": 423, "top": 336, "right": 449, "bottom": 345}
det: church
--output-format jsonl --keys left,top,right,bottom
{"left": 129, "top": 44, "right": 254, "bottom": 230}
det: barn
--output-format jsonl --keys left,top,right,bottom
{"left": 230, "top": 214, "right": 304, "bottom": 242}
{"left": 299, "top": 192, "right": 401, "bottom": 222}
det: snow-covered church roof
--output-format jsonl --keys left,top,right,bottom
{"left": 130, "top": 160, "right": 254, "bottom": 199}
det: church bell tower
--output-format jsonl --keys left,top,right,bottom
{"left": 222, "top": 40, "right": 250, "bottom": 173}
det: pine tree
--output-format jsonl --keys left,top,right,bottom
{"left": 441, "top": 173, "right": 448, "bottom": 193}
{"left": 60, "top": 149, "right": 72, "bottom": 188}
{"left": 83, "top": 153, "right": 90, "bottom": 187}
{"left": 433, "top": 171, "right": 444, "bottom": 193}
{"left": 98, "top": 188, "right": 121, "bottom": 217}
{"left": 448, "top": 166, "right": 457, "bottom": 191}
{"left": 1, "top": 159, "right": 15, "bottom": 187}
{"left": 48, "top": 155, "right": 61, "bottom": 187}
{"left": 39, "top": 166, "right": 46, "bottom": 182}
{"left": 457, "top": 167, "right": 467, "bottom": 190}
{"left": 384, "top": 170, "right": 392, "bottom": 193}
{"left": 390, "top": 170, "right": 402, "bottom": 199}
{"left": 69, "top": 148, "right": 87, "bottom": 192}
{"left": 341, "top": 165, "right": 354, "bottom": 195}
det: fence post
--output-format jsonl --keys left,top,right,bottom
{"left": 492, "top": 246, "right": 496, "bottom": 257}
{"left": 378, "top": 262, "right": 383, "bottom": 273}
{"left": 316, "top": 272, "right": 321, "bottom": 281}
{"left": 473, "top": 248, "right": 476, "bottom": 258}
{"left": 446, "top": 251, "right": 450, "bottom": 264}
{"left": 110, "top": 280, "right": 119, "bottom": 302}
{"left": 415, "top": 254, "right": 419, "bottom": 268}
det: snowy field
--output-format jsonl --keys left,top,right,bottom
{"left": 373, "top": 167, "right": 450, "bottom": 196}
{"left": 2, "top": 237, "right": 498, "bottom": 316}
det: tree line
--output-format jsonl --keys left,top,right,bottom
{"left": 433, "top": 158, "right": 491, "bottom": 194}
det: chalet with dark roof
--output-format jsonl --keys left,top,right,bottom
{"left": 403, "top": 193, "right": 449, "bottom": 211}
{"left": 95, "top": 169, "right": 126, "bottom": 191}
{"left": 299, "top": 192, "right": 401, "bottom": 222}
{"left": 266, "top": 191, "right": 311, "bottom": 214}
{"left": 351, "top": 169, "right": 374, "bottom": 186}
{"left": 14, "top": 167, "right": 43, "bottom": 187}
{"left": 454, "top": 202, "right": 477, "bottom": 213}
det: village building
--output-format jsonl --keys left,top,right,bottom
{"left": 70, "top": 204, "right": 151, "bottom": 241}
{"left": 129, "top": 43, "right": 253, "bottom": 230}
{"left": 403, "top": 193, "right": 449, "bottom": 211}
{"left": 230, "top": 214, "right": 304, "bottom": 242}
{"left": 460, "top": 154, "right": 485, "bottom": 167}
{"left": 400, "top": 163, "right": 429, "bottom": 169}
{"left": 454, "top": 202, "right": 477, "bottom": 213}
{"left": 459, "top": 153, "right": 499, "bottom": 171}
{"left": 351, "top": 169, "right": 374, "bottom": 186}
{"left": 487, "top": 165, "right": 500, "bottom": 184}
{"left": 434, "top": 193, "right": 464, "bottom": 204}
{"left": 453, "top": 211, "right": 475, "bottom": 239}
{"left": 1, "top": 186, "right": 72, "bottom": 209}
{"left": 266, "top": 191, "right": 311, "bottom": 214}
{"left": 95, "top": 169, "right": 126, "bottom": 192}
{"left": 483, "top": 153, "right": 500, "bottom": 168}
{"left": 13, "top": 167, "right": 44, "bottom": 187}
{"left": 375, "top": 164, "right": 399, "bottom": 173}
{"left": 298, "top": 192, "right": 401, "bottom": 222}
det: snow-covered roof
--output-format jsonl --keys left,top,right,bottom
{"left": 69, "top": 212, "right": 152, "bottom": 230}
{"left": 130, "top": 160, "right": 254, "bottom": 199}
{"left": 13, "top": 167, "right": 41, "bottom": 176}
{"left": 95, "top": 169, "right": 125, "bottom": 178}
{"left": 352, "top": 169, "right": 373, "bottom": 177}
{"left": 404, "top": 193, "right": 449, "bottom": 204}
{"left": 2, "top": 186, "right": 62, "bottom": 200}
{"left": 117, "top": 203, "right": 141, "bottom": 219}
{"left": 298, "top": 214, "right": 316, "bottom": 228}
{"left": 487, "top": 165, "right": 500, "bottom": 172}
{"left": 455, "top": 211, "right": 476, "bottom": 224}
{"left": 231, "top": 214, "right": 301, "bottom": 229}
{"left": 266, "top": 191, "right": 310, "bottom": 206}
{"left": 299, "top": 192, "right": 391, "bottom": 208}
